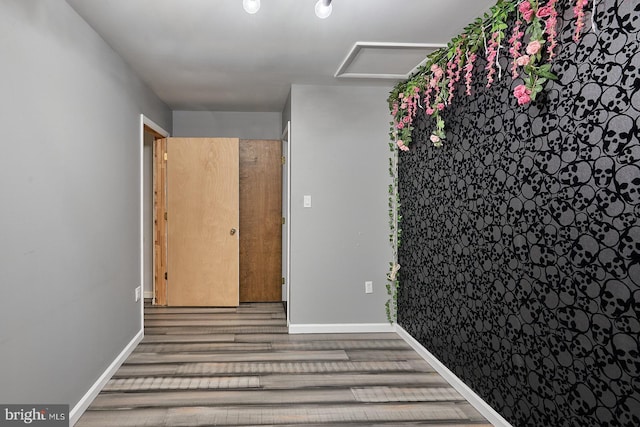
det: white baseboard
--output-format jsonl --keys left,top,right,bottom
{"left": 69, "top": 329, "right": 144, "bottom": 426}
{"left": 288, "top": 323, "right": 395, "bottom": 334}
{"left": 143, "top": 291, "right": 154, "bottom": 299}
{"left": 395, "top": 324, "right": 513, "bottom": 427}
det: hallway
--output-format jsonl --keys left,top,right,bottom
{"left": 77, "top": 303, "right": 489, "bottom": 426}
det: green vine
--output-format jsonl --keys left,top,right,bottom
{"left": 385, "top": 143, "right": 401, "bottom": 323}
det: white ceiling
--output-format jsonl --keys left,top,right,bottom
{"left": 66, "top": 0, "right": 495, "bottom": 112}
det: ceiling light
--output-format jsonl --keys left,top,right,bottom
{"left": 315, "top": 0, "right": 332, "bottom": 19}
{"left": 243, "top": 0, "right": 260, "bottom": 14}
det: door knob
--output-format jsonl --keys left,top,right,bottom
{"left": 230, "top": 228, "right": 237, "bottom": 235}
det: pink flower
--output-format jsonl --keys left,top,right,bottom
{"left": 537, "top": 5, "right": 554, "bottom": 18}
{"left": 516, "top": 55, "right": 530, "bottom": 66}
{"left": 447, "top": 45, "right": 464, "bottom": 105}
{"left": 398, "top": 93, "right": 404, "bottom": 99}
{"left": 513, "top": 84, "right": 532, "bottom": 105}
{"left": 431, "top": 64, "right": 444, "bottom": 79}
{"left": 526, "top": 40, "right": 542, "bottom": 55}
{"left": 518, "top": 1, "right": 532, "bottom": 14}
{"left": 574, "top": 0, "right": 588, "bottom": 42}
{"left": 464, "top": 53, "right": 477, "bottom": 96}
{"left": 485, "top": 32, "right": 500, "bottom": 87}
{"left": 437, "top": 103, "right": 445, "bottom": 111}
{"left": 396, "top": 122, "right": 404, "bottom": 129}
{"left": 397, "top": 140, "right": 409, "bottom": 151}
{"left": 446, "top": 59, "right": 456, "bottom": 103}
{"left": 429, "top": 78, "right": 438, "bottom": 88}
{"left": 426, "top": 107, "right": 435, "bottom": 115}
{"left": 545, "top": 0, "right": 559, "bottom": 59}
{"left": 430, "top": 134, "right": 441, "bottom": 144}
{"left": 509, "top": 20, "right": 524, "bottom": 79}
{"left": 413, "top": 86, "right": 420, "bottom": 94}
{"left": 518, "top": 1, "right": 535, "bottom": 22}
{"left": 402, "top": 116, "right": 410, "bottom": 124}
{"left": 424, "top": 88, "right": 433, "bottom": 109}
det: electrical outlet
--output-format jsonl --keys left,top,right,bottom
{"left": 135, "top": 286, "right": 141, "bottom": 302}
{"left": 365, "top": 281, "right": 373, "bottom": 294}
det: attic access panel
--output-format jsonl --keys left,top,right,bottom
{"left": 335, "top": 42, "right": 445, "bottom": 80}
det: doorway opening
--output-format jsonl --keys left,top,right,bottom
{"left": 140, "top": 115, "right": 169, "bottom": 313}
{"left": 146, "top": 136, "right": 284, "bottom": 308}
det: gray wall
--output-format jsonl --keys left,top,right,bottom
{"left": 0, "top": 0, "right": 171, "bottom": 410}
{"left": 289, "top": 84, "right": 392, "bottom": 324}
{"left": 173, "top": 110, "right": 283, "bottom": 139}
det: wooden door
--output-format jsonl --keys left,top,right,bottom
{"left": 239, "top": 139, "right": 282, "bottom": 302}
{"left": 167, "top": 137, "right": 239, "bottom": 307}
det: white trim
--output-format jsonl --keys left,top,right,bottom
{"left": 143, "top": 291, "right": 154, "bottom": 299}
{"left": 395, "top": 324, "right": 513, "bottom": 427}
{"left": 288, "top": 323, "right": 395, "bottom": 334}
{"left": 69, "top": 330, "right": 143, "bottom": 426}
{"left": 142, "top": 115, "right": 170, "bottom": 137}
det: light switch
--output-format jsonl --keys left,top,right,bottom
{"left": 304, "top": 195, "right": 312, "bottom": 208}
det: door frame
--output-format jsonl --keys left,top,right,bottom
{"left": 282, "top": 122, "right": 291, "bottom": 326}
{"left": 140, "top": 114, "right": 169, "bottom": 319}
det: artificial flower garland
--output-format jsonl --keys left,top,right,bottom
{"left": 388, "top": 0, "right": 591, "bottom": 151}
{"left": 385, "top": 0, "right": 593, "bottom": 323}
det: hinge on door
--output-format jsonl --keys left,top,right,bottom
{"left": 164, "top": 212, "right": 167, "bottom": 220}
{"left": 281, "top": 156, "right": 285, "bottom": 165}
{"left": 164, "top": 152, "right": 167, "bottom": 161}
{"left": 282, "top": 277, "right": 285, "bottom": 285}
{"left": 165, "top": 272, "right": 168, "bottom": 280}
{"left": 282, "top": 217, "right": 285, "bottom": 225}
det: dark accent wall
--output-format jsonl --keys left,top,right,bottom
{"left": 397, "top": 1, "right": 640, "bottom": 426}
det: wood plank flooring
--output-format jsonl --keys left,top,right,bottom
{"left": 76, "top": 303, "right": 489, "bottom": 426}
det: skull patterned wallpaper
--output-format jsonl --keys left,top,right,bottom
{"left": 396, "top": 1, "right": 639, "bottom": 426}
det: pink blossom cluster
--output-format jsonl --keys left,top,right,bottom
{"left": 540, "top": 0, "right": 559, "bottom": 58}
{"left": 405, "top": 86, "right": 421, "bottom": 121}
{"left": 396, "top": 140, "right": 409, "bottom": 151}
{"left": 513, "top": 84, "right": 532, "bottom": 105}
{"left": 464, "top": 53, "right": 477, "bottom": 96}
{"left": 391, "top": 101, "right": 399, "bottom": 117}
{"left": 394, "top": 93, "right": 411, "bottom": 130}
{"left": 508, "top": 20, "right": 524, "bottom": 79}
{"left": 517, "top": 0, "right": 559, "bottom": 60}
{"left": 485, "top": 32, "right": 499, "bottom": 88}
{"left": 423, "top": 86, "right": 433, "bottom": 113}
{"left": 518, "top": 1, "right": 535, "bottom": 22}
{"left": 447, "top": 45, "right": 464, "bottom": 105}
{"left": 425, "top": 64, "right": 445, "bottom": 115}
{"left": 512, "top": 39, "right": 541, "bottom": 75}
{"left": 574, "top": 0, "right": 589, "bottom": 42}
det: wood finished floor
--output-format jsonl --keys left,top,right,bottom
{"left": 77, "top": 303, "right": 490, "bottom": 426}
